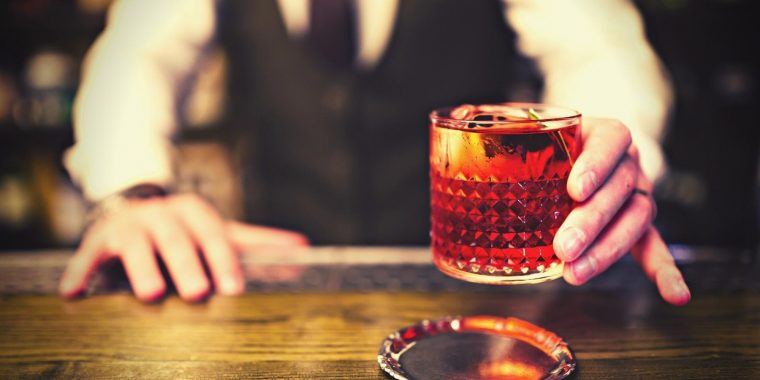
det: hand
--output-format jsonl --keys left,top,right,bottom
{"left": 554, "top": 118, "right": 691, "bottom": 306}
{"left": 59, "top": 193, "right": 309, "bottom": 302}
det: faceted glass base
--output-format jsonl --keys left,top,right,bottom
{"left": 433, "top": 254, "right": 564, "bottom": 285}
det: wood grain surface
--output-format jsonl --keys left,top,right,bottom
{"left": 1, "top": 249, "right": 759, "bottom": 379}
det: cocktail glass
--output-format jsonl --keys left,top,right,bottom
{"left": 430, "top": 103, "right": 581, "bottom": 284}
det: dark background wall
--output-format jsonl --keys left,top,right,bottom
{"left": 0, "top": 0, "right": 757, "bottom": 249}
{"left": 635, "top": 0, "right": 760, "bottom": 249}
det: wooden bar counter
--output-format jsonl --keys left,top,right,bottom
{"left": 1, "top": 247, "right": 759, "bottom": 379}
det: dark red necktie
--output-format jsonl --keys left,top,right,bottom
{"left": 308, "top": 0, "right": 356, "bottom": 69}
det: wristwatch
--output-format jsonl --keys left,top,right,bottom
{"left": 85, "top": 184, "right": 170, "bottom": 226}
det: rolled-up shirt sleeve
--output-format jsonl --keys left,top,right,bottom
{"left": 65, "top": 0, "right": 216, "bottom": 201}
{"left": 504, "top": 0, "right": 672, "bottom": 183}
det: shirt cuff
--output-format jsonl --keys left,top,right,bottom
{"left": 64, "top": 138, "right": 176, "bottom": 201}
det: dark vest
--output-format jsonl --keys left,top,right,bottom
{"left": 219, "top": 0, "right": 517, "bottom": 244}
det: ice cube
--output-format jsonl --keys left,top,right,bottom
{"left": 450, "top": 104, "right": 476, "bottom": 120}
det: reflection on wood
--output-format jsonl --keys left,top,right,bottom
{"left": 0, "top": 247, "right": 759, "bottom": 378}
{"left": 1, "top": 290, "right": 759, "bottom": 379}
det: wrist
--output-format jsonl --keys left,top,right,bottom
{"left": 86, "top": 184, "right": 171, "bottom": 226}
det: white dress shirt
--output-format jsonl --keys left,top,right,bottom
{"left": 66, "top": 0, "right": 672, "bottom": 201}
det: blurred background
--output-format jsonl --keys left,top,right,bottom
{"left": 0, "top": 0, "right": 757, "bottom": 251}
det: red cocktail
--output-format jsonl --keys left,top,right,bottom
{"left": 430, "top": 103, "right": 581, "bottom": 284}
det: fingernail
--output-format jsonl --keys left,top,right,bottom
{"left": 219, "top": 278, "right": 243, "bottom": 295}
{"left": 183, "top": 279, "right": 211, "bottom": 301}
{"left": 578, "top": 172, "right": 598, "bottom": 200}
{"left": 571, "top": 257, "right": 596, "bottom": 283}
{"left": 673, "top": 277, "right": 691, "bottom": 301}
{"left": 559, "top": 227, "right": 585, "bottom": 261}
{"left": 59, "top": 276, "right": 76, "bottom": 295}
{"left": 137, "top": 287, "right": 166, "bottom": 303}
{"left": 59, "top": 284, "right": 75, "bottom": 296}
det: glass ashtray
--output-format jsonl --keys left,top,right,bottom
{"left": 378, "top": 315, "right": 575, "bottom": 380}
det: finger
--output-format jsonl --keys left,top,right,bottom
{"left": 245, "top": 265, "right": 306, "bottom": 284}
{"left": 119, "top": 229, "right": 166, "bottom": 302}
{"left": 141, "top": 209, "right": 210, "bottom": 302}
{"left": 555, "top": 153, "right": 638, "bottom": 261}
{"left": 171, "top": 195, "right": 244, "bottom": 295}
{"left": 226, "top": 221, "right": 309, "bottom": 250}
{"left": 568, "top": 118, "right": 632, "bottom": 201}
{"left": 59, "top": 226, "right": 109, "bottom": 298}
{"left": 632, "top": 228, "right": 691, "bottom": 306}
{"left": 563, "top": 189, "right": 654, "bottom": 285}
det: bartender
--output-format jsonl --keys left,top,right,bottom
{"left": 60, "top": 0, "right": 690, "bottom": 305}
